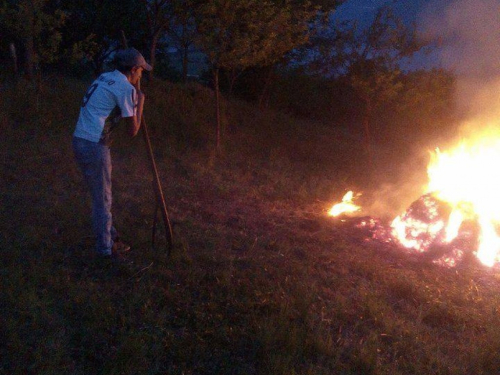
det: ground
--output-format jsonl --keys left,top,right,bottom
{"left": 2, "top": 78, "right": 500, "bottom": 374}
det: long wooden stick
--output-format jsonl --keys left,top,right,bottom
{"left": 140, "top": 101, "right": 174, "bottom": 253}
{"left": 121, "top": 31, "right": 173, "bottom": 253}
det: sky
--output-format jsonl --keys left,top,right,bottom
{"left": 334, "top": 0, "right": 500, "bottom": 74}
{"left": 338, "top": 0, "right": 500, "bottom": 116}
{"left": 335, "top": 0, "right": 426, "bottom": 26}
{"left": 333, "top": 0, "right": 435, "bottom": 68}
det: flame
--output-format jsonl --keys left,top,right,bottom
{"left": 328, "top": 191, "right": 361, "bottom": 217}
{"left": 392, "top": 138, "right": 500, "bottom": 267}
{"left": 391, "top": 213, "right": 445, "bottom": 252}
{"left": 326, "top": 132, "right": 500, "bottom": 268}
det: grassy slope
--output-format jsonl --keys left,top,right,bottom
{"left": 2, "top": 76, "right": 500, "bottom": 375}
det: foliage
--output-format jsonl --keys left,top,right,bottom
{"left": 396, "top": 68, "right": 455, "bottom": 117}
{"left": 306, "top": 7, "right": 426, "bottom": 78}
{"left": 0, "top": 0, "right": 66, "bottom": 74}
{"left": 342, "top": 7, "right": 425, "bottom": 106}
{"left": 193, "top": 0, "right": 321, "bottom": 150}
{"left": 304, "top": 0, "right": 345, "bottom": 10}
{"left": 300, "top": 7, "right": 432, "bottom": 158}
{"left": 386, "top": 68, "right": 457, "bottom": 146}
{"left": 304, "top": 5, "right": 430, "bottom": 108}
{"left": 139, "top": 0, "right": 173, "bottom": 77}
{"left": 195, "top": 0, "right": 318, "bottom": 71}
{"left": 168, "top": 0, "right": 199, "bottom": 83}
{"left": 58, "top": 0, "right": 144, "bottom": 75}
{"left": 231, "top": 64, "right": 455, "bottom": 150}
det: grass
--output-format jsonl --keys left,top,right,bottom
{"left": 2, "top": 75, "right": 500, "bottom": 374}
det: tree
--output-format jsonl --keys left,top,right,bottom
{"left": 0, "top": 0, "right": 66, "bottom": 80}
{"left": 59, "top": 0, "right": 142, "bottom": 75}
{"left": 305, "top": 7, "right": 429, "bottom": 159}
{"left": 393, "top": 68, "right": 455, "bottom": 145}
{"left": 140, "top": 0, "right": 173, "bottom": 80}
{"left": 348, "top": 60, "right": 403, "bottom": 157}
{"left": 169, "top": 0, "right": 198, "bottom": 83}
{"left": 194, "top": 0, "right": 319, "bottom": 151}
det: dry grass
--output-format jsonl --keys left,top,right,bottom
{"left": 2, "top": 76, "right": 500, "bottom": 374}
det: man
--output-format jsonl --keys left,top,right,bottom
{"left": 73, "top": 48, "right": 152, "bottom": 260}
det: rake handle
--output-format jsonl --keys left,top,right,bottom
{"left": 141, "top": 112, "right": 174, "bottom": 252}
{"left": 121, "top": 30, "right": 173, "bottom": 252}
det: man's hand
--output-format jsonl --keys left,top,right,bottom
{"left": 137, "top": 90, "right": 145, "bottom": 108}
{"left": 128, "top": 89, "right": 145, "bottom": 137}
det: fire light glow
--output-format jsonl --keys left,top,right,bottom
{"left": 328, "top": 135, "right": 500, "bottom": 268}
{"left": 393, "top": 138, "right": 500, "bottom": 267}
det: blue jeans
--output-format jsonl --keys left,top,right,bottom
{"left": 72, "top": 137, "right": 117, "bottom": 255}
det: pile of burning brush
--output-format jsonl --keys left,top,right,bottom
{"left": 327, "top": 137, "right": 500, "bottom": 269}
{"left": 329, "top": 192, "right": 481, "bottom": 268}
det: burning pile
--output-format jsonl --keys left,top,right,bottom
{"left": 328, "top": 138, "right": 500, "bottom": 268}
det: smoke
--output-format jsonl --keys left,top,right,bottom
{"left": 365, "top": 0, "right": 500, "bottom": 219}
{"left": 344, "top": 0, "right": 500, "bottom": 220}
{"left": 421, "top": 0, "right": 500, "bottom": 121}
{"left": 363, "top": 145, "right": 431, "bottom": 219}
{"left": 366, "top": 175, "right": 428, "bottom": 219}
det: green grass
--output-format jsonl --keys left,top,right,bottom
{"left": 2, "top": 75, "right": 500, "bottom": 374}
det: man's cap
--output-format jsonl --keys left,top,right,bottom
{"left": 115, "top": 48, "right": 152, "bottom": 71}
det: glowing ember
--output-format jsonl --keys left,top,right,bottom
{"left": 390, "top": 194, "right": 450, "bottom": 251}
{"left": 328, "top": 191, "right": 361, "bottom": 217}
{"left": 391, "top": 140, "right": 500, "bottom": 267}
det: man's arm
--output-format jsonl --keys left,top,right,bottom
{"left": 126, "top": 90, "right": 145, "bottom": 137}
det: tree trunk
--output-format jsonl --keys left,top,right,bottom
{"left": 25, "top": 34, "right": 35, "bottom": 80}
{"left": 10, "top": 43, "right": 18, "bottom": 75}
{"left": 227, "top": 68, "right": 241, "bottom": 96}
{"left": 214, "top": 68, "right": 221, "bottom": 152}
{"left": 182, "top": 44, "right": 189, "bottom": 83}
{"left": 149, "top": 33, "right": 159, "bottom": 81}
{"left": 363, "top": 97, "right": 373, "bottom": 164}
{"left": 259, "top": 67, "right": 274, "bottom": 109}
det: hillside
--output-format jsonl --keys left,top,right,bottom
{"left": 2, "top": 76, "right": 500, "bottom": 374}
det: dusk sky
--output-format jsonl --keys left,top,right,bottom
{"left": 335, "top": 0, "right": 426, "bottom": 25}
{"left": 333, "top": 0, "right": 500, "bottom": 125}
{"left": 334, "top": 0, "right": 435, "bottom": 68}
{"left": 334, "top": 0, "right": 500, "bottom": 73}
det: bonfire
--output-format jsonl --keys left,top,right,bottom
{"left": 328, "top": 137, "right": 500, "bottom": 268}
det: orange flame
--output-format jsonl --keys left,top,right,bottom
{"left": 392, "top": 139, "right": 500, "bottom": 267}
{"left": 326, "top": 132, "right": 500, "bottom": 268}
{"left": 328, "top": 191, "right": 361, "bottom": 217}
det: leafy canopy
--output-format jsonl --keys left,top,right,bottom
{"left": 195, "top": 0, "right": 319, "bottom": 70}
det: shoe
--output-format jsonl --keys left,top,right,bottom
{"left": 112, "top": 240, "right": 131, "bottom": 253}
